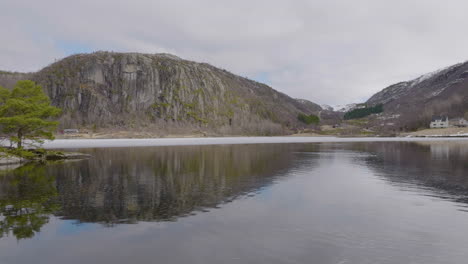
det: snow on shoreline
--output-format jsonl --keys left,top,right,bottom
{"left": 40, "top": 136, "right": 468, "bottom": 149}
{"left": 419, "top": 133, "right": 468, "bottom": 138}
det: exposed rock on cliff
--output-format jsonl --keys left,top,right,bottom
{"left": 1, "top": 52, "right": 322, "bottom": 135}
{"left": 0, "top": 71, "right": 33, "bottom": 89}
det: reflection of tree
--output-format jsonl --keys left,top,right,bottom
{"left": 0, "top": 163, "right": 59, "bottom": 240}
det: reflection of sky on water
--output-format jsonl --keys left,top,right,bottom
{"left": 56, "top": 220, "right": 98, "bottom": 236}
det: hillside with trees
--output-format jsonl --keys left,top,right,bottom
{"left": 344, "top": 104, "right": 383, "bottom": 120}
{"left": 365, "top": 61, "right": 468, "bottom": 130}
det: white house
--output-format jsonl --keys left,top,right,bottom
{"left": 430, "top": 116, "right": 449, "bottom": 128}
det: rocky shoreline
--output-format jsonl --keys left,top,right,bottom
{"left": 0, "top": 155, "right": 26, "bottom": 165}
{"left": 0, "top": 150, "right": 91, "bottom": 166}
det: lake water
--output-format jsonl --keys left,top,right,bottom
{"left": 1, "top": 140, "right": 468, "bottom": 264}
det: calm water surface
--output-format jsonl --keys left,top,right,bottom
{"left": 1, "top": 141, "right": 468, "bottom": 264}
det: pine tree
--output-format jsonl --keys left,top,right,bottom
{"left": 0, "top": 80, "right": 61, "bottom": 149}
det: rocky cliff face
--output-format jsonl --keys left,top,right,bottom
{"left": 0, "top": 52, "right": 322, "bottom": 135}
{"left": 0, "top": 71, "right": 33, "bottom": 89}
{"left": 366, "top": 61, "right": 468, "bottom": 130}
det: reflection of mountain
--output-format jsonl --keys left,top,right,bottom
{"left": 0, "top": 144, "right": 311, "bottom": 239}
{"left": 349, "top": 142, "right": 468, "bottom": 200}
{"left": 49, "top": 144, "right": 302, "bottom": 224}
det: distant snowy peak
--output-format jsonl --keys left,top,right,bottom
{"left": 332, "top": 103, "right": 357, "bottom": 112}
{"left": 320, "top": 104, "right": 334, "bottom": 111}
{"left": 320, "top": 104, "right": 354, "bottom": 112}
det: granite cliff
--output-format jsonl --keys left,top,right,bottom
{"left": 0, "top": 52, "right": 322, "bottom": 135}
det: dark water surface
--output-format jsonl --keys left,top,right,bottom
{"left": 1, "top": 141, "right": 468, "bottom": 264}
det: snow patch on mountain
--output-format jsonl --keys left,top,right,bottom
{"left": 410, "top": 63, "right": 463, "bottom": 87}
{"left": 332, "top": 103, "right": 357, "bottom": 112}
{"left": 320, "top": 104, "right": 334, "bottom": 111}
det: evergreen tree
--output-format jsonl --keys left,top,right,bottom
{"left": 0, "top": 80, "right": 61, "bottom": 148}
{"left": 344, "top": 104, "right": 383, "bottom": 120}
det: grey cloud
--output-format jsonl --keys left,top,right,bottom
{"left": 1, "top": 0, "right": 468, "bottom": 105}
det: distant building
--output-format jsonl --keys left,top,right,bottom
{"left": 430, "top": 116, "right": 449, "bottom": 128}
{"left": 63, "top": 129, "right": 79, "bottom": 134}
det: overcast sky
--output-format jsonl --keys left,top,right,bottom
{"left": 2, "top": 0, "right": 468, "bottom": 106}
